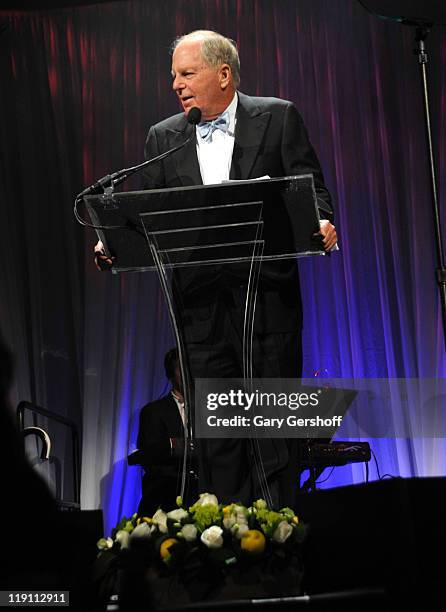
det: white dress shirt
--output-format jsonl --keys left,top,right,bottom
{"left": 196, "top": 92, "right": 238, "bottom": 185}
{"left": 195, "top": 92, "right": 337, "bottom": 249}
{"left": 171, "top": 391, "right": 186, "bottom": 426}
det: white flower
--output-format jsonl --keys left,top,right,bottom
{"left": 223, "top": 504, "right": 248, "bottom": 531}
{"left": 201, "top": 525, "right": 224, "bottom": 548}
{"left": 152, "top": 509, "right": 168, "bottom": 533}
{"left": 167, "top": 508, "right": 189, "bottom": 522}
{"left": 195, "top": 493, "right": 219, "bottom": 507}
{"left": 223, "top": 516, "right": 235, "bottom": 529}
{"left": 180, "top": 524, "right": 198, "bottom": 542}
{"left": 234, "top": 523, "right": 249, "bottom": 539}
{"left": 129, "top": 522, "right": 156, "bottom": 542}
{"left": 272, "top": 520, "right": 293, "bottom": 544}
{"left": 115, "top": 529, "right": 130, "bottom": 549}
{"left": 97, "top": 537, "right": 113, "bottom": 550}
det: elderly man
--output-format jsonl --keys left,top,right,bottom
{"left": 97, "top": 30, "right": 336, "bottom": 507}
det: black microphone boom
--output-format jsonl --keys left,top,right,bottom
{"left": 74, "top": 107, "right": 202, "bottom": 228}
{"left": 79, "top": 107, "right": 202, "bottom": 198}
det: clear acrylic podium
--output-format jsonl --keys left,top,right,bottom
{"left": 85, "top": 174, "right": 327, "bottom": 504}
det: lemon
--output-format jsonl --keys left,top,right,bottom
{"left": 160, "top": 537, "right": 178, "bottom": 560}
{"left": 240, "top": 529, "right": 266, "bottom": 554}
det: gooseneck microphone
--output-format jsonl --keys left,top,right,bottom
{"left": 74, "top": 107, "right": 202, "bottom": 228}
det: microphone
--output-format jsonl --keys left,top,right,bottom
{"left": 78, "top": 107, "right": 202, "bottom": 199}
{"left": 186, "top": 106, "right": 202, "bottom": 126}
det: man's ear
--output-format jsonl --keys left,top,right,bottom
{"left": 219, "top": 64, "right": 231, "bottom": 89}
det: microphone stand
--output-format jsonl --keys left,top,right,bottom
{"left": 357, "top": 3, "right": 446, "bottom": 348}
{"left": 413, "top": 25, "right": 446, "bottom": 349}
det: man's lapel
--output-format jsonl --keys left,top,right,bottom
{"left": 166, "top": 393, "right": 184, "bottom": 431}
{"left": 230, "top": 92, "right": 271, "bottom": 180}
{"left": 166, "top": 119, "right": 203, "bottom": 186}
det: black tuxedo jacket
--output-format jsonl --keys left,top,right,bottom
{"left": 137, "top": 393, "right": 183, "bottom": 469}
{"left": 143, "top": 91, "right": 331, "bottom": 213}
{"left": 136, "top": 393, "right": 184, "bottom": 514}
{"left": 141, "top": 92, "right": 333, "bottom": 343}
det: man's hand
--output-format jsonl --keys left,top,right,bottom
{"left": 318, "top": 220, "right": 337, "bottom": 252}
{"left": 94, "top": 240, "right": 115, "bottom": 271}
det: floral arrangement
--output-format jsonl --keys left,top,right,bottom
{"left": 94, "top": 493, "right": 307, "bottom": 604}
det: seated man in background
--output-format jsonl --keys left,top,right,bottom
{"left": 131, "top": 348, "right": 196, "bottom": 515}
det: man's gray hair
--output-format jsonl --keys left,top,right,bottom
{"left": 172, "top": 30, "right": 240, "bottom": 87}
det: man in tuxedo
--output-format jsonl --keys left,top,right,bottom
{"left": 98, "top": 30, "right": 336, "bottom": 507}
{"left": 134, "top": 348, "right": 197, "bottom": 515}
{"left": 141, "top": 29, "right": 336, "bottom": 371}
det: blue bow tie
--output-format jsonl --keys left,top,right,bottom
{"left": 197, "top": 111, "right": 230, "bottom": 141}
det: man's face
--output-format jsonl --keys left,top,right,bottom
{"left": 171, "top": 39, "right": 232, "bottom": 120}
{"left": 173, "top": 363, "right": 183, "bottom": 395}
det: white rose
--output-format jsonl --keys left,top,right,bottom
{"left": 115, "top": 529, "right": 130, "bottom": 549}
{"left": 201, "top": 525, "right": 224, "bottom": 549}
{"left": 97, "top": 537, "right": 113, "bottom": 550}
{"left": 234, "top": 523, "right": 249, "bottom": 539}
{"left": 180, "top": 524, "right": 198, "bottom": 542}
{"left": 152, "top": 509, "right": 168, "bottom": 533}
{"left": 272, "top": 520, "right": 293, "bottom": 544}
{"left": 129, "top": 522, "right": 156, "bottom": 542}
{"left": 234, "top": 505, "right": 248, "bottom": 524}
{"left": 167, "top": 508, "right": 189, "bottom": 522}
{"left": 196, "top": 493, "right": 219, "bottom": 507}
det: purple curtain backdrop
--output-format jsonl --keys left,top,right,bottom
{"left": 0, "top": 0, "right": 445, "bottom": 534}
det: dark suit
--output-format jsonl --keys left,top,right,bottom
{"left": 143, "top": 92, "right": 331, "bottom": 211}
{"left": 137, "top": 393, "right": 184, "bottom": 515}
{"left": 142, "top": 92, "right": 333, "bottom": 506}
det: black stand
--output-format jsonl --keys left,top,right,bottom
{"left": 414, "top": 26, "right": 446, "bottom": 349}
{"left": 358, "top": 2, "right": 446, "bottom": 348}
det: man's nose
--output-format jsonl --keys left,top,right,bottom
{"left": 172, "top": 76, "right": 183, "bottom": 92}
